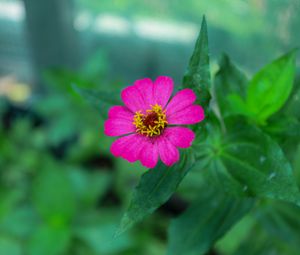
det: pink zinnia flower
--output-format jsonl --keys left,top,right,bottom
{"left": 104, "top": 76, "right": 205, "bottom": 168}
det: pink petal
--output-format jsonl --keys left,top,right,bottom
{"left": 111, "top": 135, "right": 133, "bottom": 157}
{"left": 121, "top": 85, "right": 147, "bottom": 112}
{"left": 167, "top": 105, "right": 205, "bottom": 125}
{"left": 157, "top": 137, "right": 179, "bottom": 166}
{"left": 163, "top": 127, "right": 195, "bottom": 148}
{"left": 104, "top": 118, "right": 135, "bottom": 136}
{"left": 111, "top": 134, "right": 144, "bottom": 162}
{"left": 139, "top": 139, "right": 159, "bottom": 168}
{"left": 135, "top": 78, "right": 155, "bottom": 108}
{"left": 153, "top": 76, "right": 174, "bottom": 108}
{"left": 166, "top": 89, "right": 196, "bottom": 116}
{"left": 108, "top": 106, "right": 133, "bottom": 120}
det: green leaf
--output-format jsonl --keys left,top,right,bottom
{"left": 246, "top": 50, "right": 297, "bottom": 124}
{"left": 232, "top": 221, "right": 299, "bottom": 255}
{"left": 67, "top": 168, "right": 111, "bottom": 207}
{"left": 263, "top": 115, "right": 300, "bottom": 139}
{"left": 116, "top": 150, "right": 195, "bottom": 235}
{"left": 0, "top": 190, "right": 22, "bottom": 222}
{"left": 196, "top": 116, "right": 300, "bottom": 205}
{"left": 0, "top": 236, "right": 22, "bottom": 255}
{"left": 216, "top": 214, "right": 256, "bottom": 254}
{"left": 44, "top": 69, "right": 95, "bottom": 93}
{"left": 167, "top": 186, "right": 254, "bottom": 255}
{"left": 262, "top": 116, "right": 300, "bottom": 165}
{"left": 232, "top": 224, "right": 277, "bottom": 255}
{"left": 256, "top": 201, "right": 300, "bottom": 249}
{"left": 183, "top": 16, "right": 211, "bottom": 109}
{"left": 284, "top": 85, "right": 300, "bottom": 120}
{"left": 72, "top": 84, "right": 121, "bottom": 119}
{"left": 227, "top": 94, "right": 252, "bottom": 117}
{"left": 32, "top": 160, "right": 77, "bottom": 224}
{"left": 75, "top": 211, "right": 133, "bottom": 254}
{"left": 28, "top": 225, "right": 71, "bottom": 255}
{"left": 214, "top": 54, "right": 248, "bottom": 117}
{"left": 0, "top": 206, "right": 37, "bottom": 238}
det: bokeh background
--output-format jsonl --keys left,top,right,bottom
{"left": 0, "top": 0, "right": 299, "bottom": 255}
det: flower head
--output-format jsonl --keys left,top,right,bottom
{"left": 104, "top": 76, "right": 205, "bottom": 168}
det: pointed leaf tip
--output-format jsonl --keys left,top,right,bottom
{"left": 183, "top": 15, "right": 211, "bottom": 110}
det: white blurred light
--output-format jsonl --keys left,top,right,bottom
{"left": 93, "top": 14, "right": 130, "bottom": 35}
{"left": 76, "top": 11, "right": 198, "bottom": 44}
{"left": 0, "top": 0, "right": 198, "bottom": 45}
{"left": 74, "top": 11, "right": 92, "bottom": 31}
{"left": 134, "top": 19, "right": 197, "bottom": 43}
{"left": 0, "top": 1, "right": 24, "bottom": 21}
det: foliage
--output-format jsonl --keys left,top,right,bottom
{"left": 77, "top": 16, "right": 300, "bottom": 254}
{"left": 1, "top": 15, "right": 300, "bottom": 255}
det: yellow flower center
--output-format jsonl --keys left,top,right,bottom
{"left": 133, "top": 104, "right": 168, "bottom": 137}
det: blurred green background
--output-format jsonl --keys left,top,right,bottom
{"left": 0, "top": 0, "right": 299, "bottom": 255}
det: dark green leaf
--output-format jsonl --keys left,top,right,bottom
{"left": 233, "top": 221, "right": 299, "bottom": 255}
{"left": 294, "top": 145, "right": 300, "bottom": 185}
{"left": 263, "top": 116, "right": 300, "bottom": 139}
{"left": 284, "top": 85, "right": 300, "bottom": 120}
{"left": 262, "top": 116, "right": 300, "bottom": 166}
{"left": 72, "top": 85, "right": 121, "bottom": 119}
{"left": 232, "top": 224, "right": 276, "bottom": 255}
{"left": 246, "top": 50, "right": 297, "bottom": 124}
{"left": 216, "top": 214, "right": 256, "bottom": 254}
{"left": 167, "top": 186, "right": 254, "bottom": 255}
{"left": 214, "top": 54, "right": 248, "bottom": 117}
{"left": 277, "top": 74, "right": 300, "bottom": 119}
{"left": 196, "top": 116, "right": 300, "bottom": 205}
{"left": 183, "top": 16, "right": 211, "bottom": 109}
{"left": 256, "top": 201, "right": 300, "bottom": 249}
{"left": 116, "top": 150, "right": 195, "bottom": 235}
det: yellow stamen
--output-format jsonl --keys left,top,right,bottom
{"left": 133, "top": 104, "right": 167, "bottom": 137}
